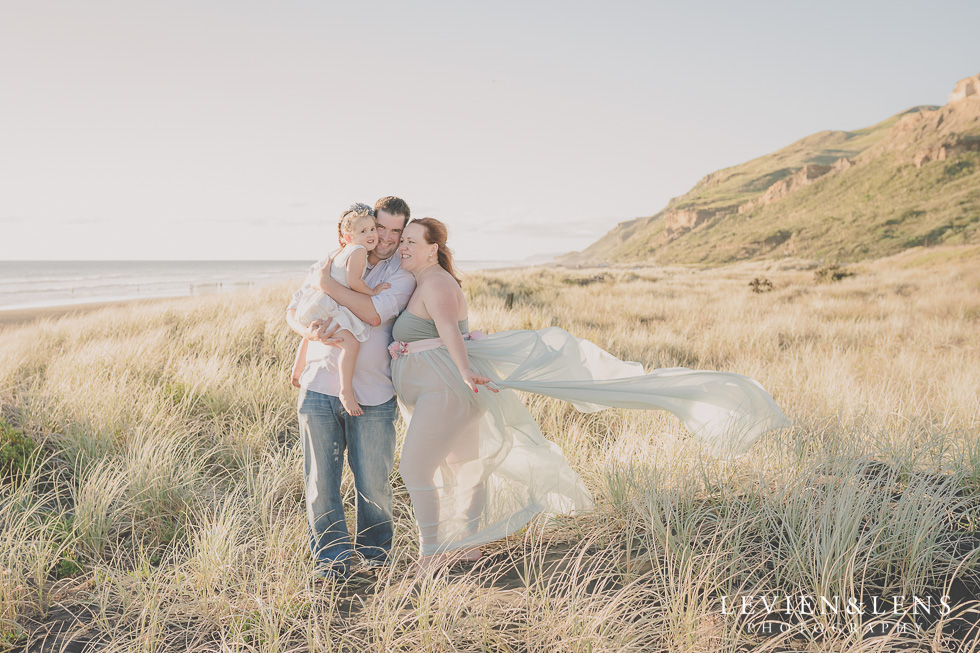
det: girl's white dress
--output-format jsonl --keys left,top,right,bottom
{"left": 293, "top": 245, "right": 370, "bottom": 342}
{"left": 391, "top": 311, "right": 791, "bottom": 557}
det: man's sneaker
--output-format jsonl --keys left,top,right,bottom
{"left": 359, "top": 557, "right": 389, "bottom": 571}
{"left": 313, "top": 564, "right": 349, "bottom": 582}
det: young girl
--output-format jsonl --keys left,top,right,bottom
{"left": 291, "top": 205, "right": 390, "bottom": 416}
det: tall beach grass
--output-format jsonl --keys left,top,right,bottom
{"left": 1, "top": 255, "right": 978, "bottom": 651}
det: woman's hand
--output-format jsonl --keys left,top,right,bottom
{"left": 461, "top": 369, "right": 499, "bottom": 394}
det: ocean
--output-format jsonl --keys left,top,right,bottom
{"left": 0, "top": 259, "right": 520, "bottom": 312}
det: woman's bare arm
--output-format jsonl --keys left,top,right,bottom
{"left": 424, "top": 276, "right": 494, "bottom": 393}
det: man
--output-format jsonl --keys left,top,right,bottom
{"left": 285, "top": 196, "right": 414, "bottom": 578}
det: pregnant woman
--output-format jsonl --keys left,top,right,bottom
{"left": 391, "top": 218, "right": 789, "bottom": 572}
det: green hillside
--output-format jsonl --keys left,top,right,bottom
{"left": 662, "top": 150, "right": 980, "bottom": 264}
{"left": 564, "top": 74, "right": 980, "bottom": 265}
{"left": 675, "top": 109, "right": 922, "bottom": 212}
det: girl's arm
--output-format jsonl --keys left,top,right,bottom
{"left": 424, "top": 277, "right": 495, "bottom": 394}
{"left": 344, "top": 248, "right": 384, "bottom": 295}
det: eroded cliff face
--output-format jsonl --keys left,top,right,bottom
{"left": 738, "top": 164, "right": 835, "bottom": 214}
{"left": 878, "top": 73, "right": 980, "bottom": 168}
{"left": 663, "top": 208, "right": 720, "bottom": 238}
{"left": 949, "top": 73, "right": 980, "bottom": 103}
{"left": 665, "top": 160, "right": 854, "bottom": 237}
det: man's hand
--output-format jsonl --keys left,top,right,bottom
{"left": 302, "top": 319, "right": 326, "bottom": 341}
{"left": 300, "top": 319, "right": 337, "bottom": 342}
{"left": 314, "top": 321, "right": 343, "bottom": 346}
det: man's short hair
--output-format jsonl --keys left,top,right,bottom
{"left": 375, "top": 196, "right": 411, "bottom": 222}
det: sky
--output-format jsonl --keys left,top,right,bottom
{"left": 1, "top": 1, "right": 978, "bottom": 262}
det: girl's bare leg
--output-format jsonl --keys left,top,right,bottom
{"left": 336, "top": 330, "right": 362, "bottom": 416}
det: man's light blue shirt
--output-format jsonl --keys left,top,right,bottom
{"left": 288, "top": 255, "right": 415, "bottom": 406}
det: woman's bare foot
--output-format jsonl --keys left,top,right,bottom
{"left": 456, "top": 547, "right": 482, "bottom": 563}
{"left": 415, "top": 554, "right": 450, "bottom": 576}
{"left": 340, "top": 390, "right": 363, "bottom": 416}
{"left": 415, "top": 548, "right": 482, "bottom": 577}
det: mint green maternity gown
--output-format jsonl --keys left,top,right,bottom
{"left": 390, "top": 312, "right": 789, "bottom": 557}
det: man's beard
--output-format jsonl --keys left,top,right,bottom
{"left": 374, "top": 243, "right": 397, "bottom": 260}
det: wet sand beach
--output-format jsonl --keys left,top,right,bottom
{"left": 0, "top": 297, "right": 189, "bottom": 328}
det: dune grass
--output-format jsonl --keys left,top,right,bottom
{"left": 1, "top": 255, "right": 978, "bottom": 651}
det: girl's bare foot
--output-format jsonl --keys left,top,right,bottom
{"left": 340, "top": 390, "right": 363, "bottom": 416}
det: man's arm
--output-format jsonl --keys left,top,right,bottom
{"left": 371, "top": 266, "right": 416, "bottom": 324}
{"left": 318, "top": 263, "right": 382, "bottom": 326}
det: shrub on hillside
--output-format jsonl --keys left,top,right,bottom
{"left": 749, "top": 277, "right": 774, "bottom": 293}
{"left": 814, "top": 264, "right": 855, "bottom": 283}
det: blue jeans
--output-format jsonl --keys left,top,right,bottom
{"left": 297, "top": 389, "right": 397, "bottom": 576}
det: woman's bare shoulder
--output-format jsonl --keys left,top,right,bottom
{"left": 425, "top": 270, "right": 465, "bottom": 296}
{"left": 418, "top": 270, "right": 465, "bottom": 307}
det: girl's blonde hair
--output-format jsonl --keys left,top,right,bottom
{"left": 338, "top": 203, "right": 375, "bottom": 240}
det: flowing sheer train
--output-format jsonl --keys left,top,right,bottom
{"left": 392, "top": 326, "right": 790, "bottom": 556}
